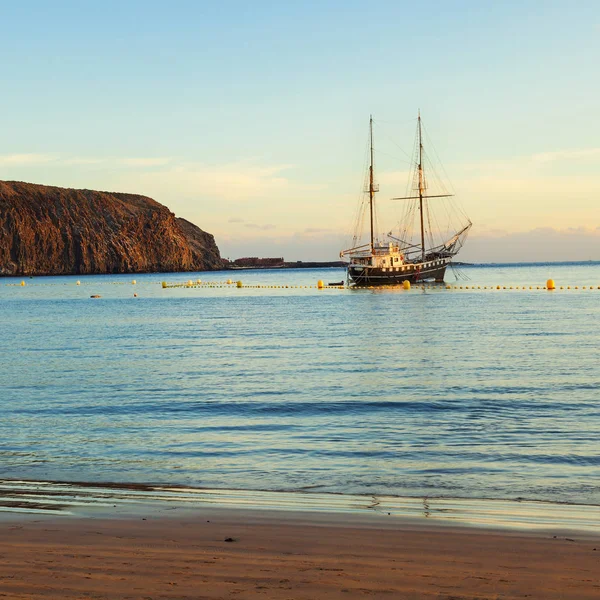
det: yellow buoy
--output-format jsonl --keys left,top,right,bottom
{"left": 546, "top": 279, "right": 555, "bottom": 290}
{"left": 227, "top": 279, "right": 232, "bottom": 285}
{"left": 317, "top": 280, "right": 324, "bottom": 289}
{"left": 20, "top": 280, "right": 26, "bottom": 286}
{"left": 402, "top": 280, "right": 410, "bottom": 290}
{"left": 132, "top": 280, "right": 136, "bottom": 285}
{"left": 187, "top": 280, "right": 193, "bottom": 287}
{"left": 76, "top": 280, "right": 81, "bottom": 286}
{"left": 236, "top": 281, "right": 243, "bottom": 288}
{"left": 197, "top": 279, "right": 202, "bottom": 284}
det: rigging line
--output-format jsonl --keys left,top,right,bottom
{"left": 352, "top": 198, "right": 368, "bottom": 247}
{"left": 406, "top": 126, "right": 420, "bottom": 198}
{"left": 421, "top": 123, "right": 471, "bottom": 224}
{"left": 430, "top": 200, "right": 448, "bottom": 246}
{"left": 426, "top": 199, "right": 435, "bottom": 249}
{"left": 374, "top": 127, "right": 415, "bottom": 163}
{"left": 373, "top": 148, "right": 412, "bottom": 166}
{"left": 449, "top": 262, "right": 471, "bottom": 281}
{"left": 421, "top": 122, "right": 456, "bottom": 195}
{"left": 373, "top": 117, "right": 418, "bottom": 127}
{"left": 442, "top": 196, "right": 459, "bottom": 234}
{"left": 350, "top": 134, "right": 373, "bottom": 246}
{"left": 421, "top": 148, "right": 453, "bottom": 208}
{"left": 401, "top": 200, "right": 416, "bottom": 249}
{"left": 421, "top": 131, "right": 471, "bottom": 230}
{"left": 437, "top": 199, "right": 453, "bottom": 239}
{"left": 422, "top": 149, "right": 450, "bottom": 196}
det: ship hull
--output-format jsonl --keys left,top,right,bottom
{"left": 348, "top": 259, "right": 450, "bottom": 286}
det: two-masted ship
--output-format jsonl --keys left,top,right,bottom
{"left": 340, "top": 114, "right": 472, "bottom": 285}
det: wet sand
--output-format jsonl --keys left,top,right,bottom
{"left": 1, "top": 509, "right": 600, "bottom": 599}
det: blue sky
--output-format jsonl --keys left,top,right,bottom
{"left": 1, "top": 1, "right": 599, "bottom": 261}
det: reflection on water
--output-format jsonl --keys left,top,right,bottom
{"left": 1, "top": 263, "right": 600, "bottom": 507}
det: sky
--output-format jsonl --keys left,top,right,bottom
{"left": 0, "top": 0, "right": 599, "bottom": 262}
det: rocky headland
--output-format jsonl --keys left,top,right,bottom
{"left": 0, "top": 180, "right": 221, "bottom": 276}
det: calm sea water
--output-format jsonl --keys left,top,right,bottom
{"left": 2, "top": 263, "right": 599, "bottom": 505}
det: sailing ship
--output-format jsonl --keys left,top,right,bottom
{"left": 340, "top": 113, "right": 472, "bottom": 285}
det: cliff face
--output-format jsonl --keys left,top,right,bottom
{"left": 0, "top": 181, "right": 221, "bottom": 276}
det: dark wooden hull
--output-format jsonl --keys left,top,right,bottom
{"left": 348, "top": 260, "right": 449, "bottom": 286}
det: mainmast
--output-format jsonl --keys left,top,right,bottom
{"left": 369, "top": 115, "right": 375, "bottom": 252}
{"left": 418, "top": 111, "right": 426, "bottom": 262}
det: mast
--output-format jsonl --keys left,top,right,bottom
{"left": 369, "top": 115, "right": 375, "bottom": 252}
{"left": 418, "top": 111, "right": 426, "bottom": 262}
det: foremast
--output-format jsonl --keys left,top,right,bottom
{"left": 339, "top": 116, "right": 379, "bottom": 260}
{"left": 369, "top": 115, "right": 376, "bottom": 252}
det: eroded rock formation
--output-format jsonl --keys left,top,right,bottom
{"left": 0, "top": 180, "right": 221, "bottom": 276}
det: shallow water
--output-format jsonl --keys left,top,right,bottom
{"left": 2, "top": 263, "right": 599, "bottom": 505}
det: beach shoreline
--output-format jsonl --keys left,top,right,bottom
{"left": 2, "top": 505, "right": 600, "bottom": 599}
{"left": 3, "top": 478, "right": 600, "bottom": 534}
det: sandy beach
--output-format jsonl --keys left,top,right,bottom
{"left": 1, "top": 508, "right": 600, "bottom": 600}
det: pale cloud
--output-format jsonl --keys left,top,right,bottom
{"left": 459, "top": 147, "right": 600, "bottom": 173}
{"left": 62, "top": 157, "right": 106, "bottom": 165}
{"left": 304, "top": 227, "right": 333, "bottom": 234}
{"left": 219, "top": 228, "right": 347, "bottom": 262}
{"left": 531, "top": 148, "right": 600, "bottom": 163}
{"left": 120, "top": 157, "right": 172, "bottom": 167}
{"left": 0, "top": 153, "right": 56, "bottom": 165}
{"left": 228, "top": 217, "right": 245, "bottom": 223}
{"left": 0, "top": 153, "right": 171, "bottom": 168}
{"left": 124, "top": 161, "right": 294, "bottom": 203}
{"left": 462, "top": 227, "right": 600, "bottom": 263}
{"left": 376, "top": 170, "right": 412, "bottom": 187}
{"left": 456, "top": 172, "right": 600, "bottom": 227}
{"left": 245, "top": 223, "right": 276, "bottom": 230}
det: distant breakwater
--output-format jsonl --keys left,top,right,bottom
{"left": 226, "top": 260, "right": 347, "bottom": 270}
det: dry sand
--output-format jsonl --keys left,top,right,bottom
{"left": 1, "top": 509, "right": 599, "bottom": 599}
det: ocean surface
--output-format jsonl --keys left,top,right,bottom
{"left": 2, "top": 262, "right": 599, "bottom": 507}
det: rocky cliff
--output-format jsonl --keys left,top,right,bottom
{"left": 0, "top": 181, "right": 221, "bottom": 276}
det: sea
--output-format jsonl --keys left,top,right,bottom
{"left": 2, "top": 262, "right": 599, "bottom": 517}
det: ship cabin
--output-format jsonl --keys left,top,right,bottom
{"left": 350, "top": 242, "right": 405, "bottom": 268}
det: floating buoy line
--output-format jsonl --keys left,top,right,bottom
{"left": 158, "top": 278, "right": 599, "bottom": 291}
{"left": 159, "top": 279, "right": 344, "bottom": 290}
{"left": 4, "top": 278, "right": 599, "bottom": 292}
